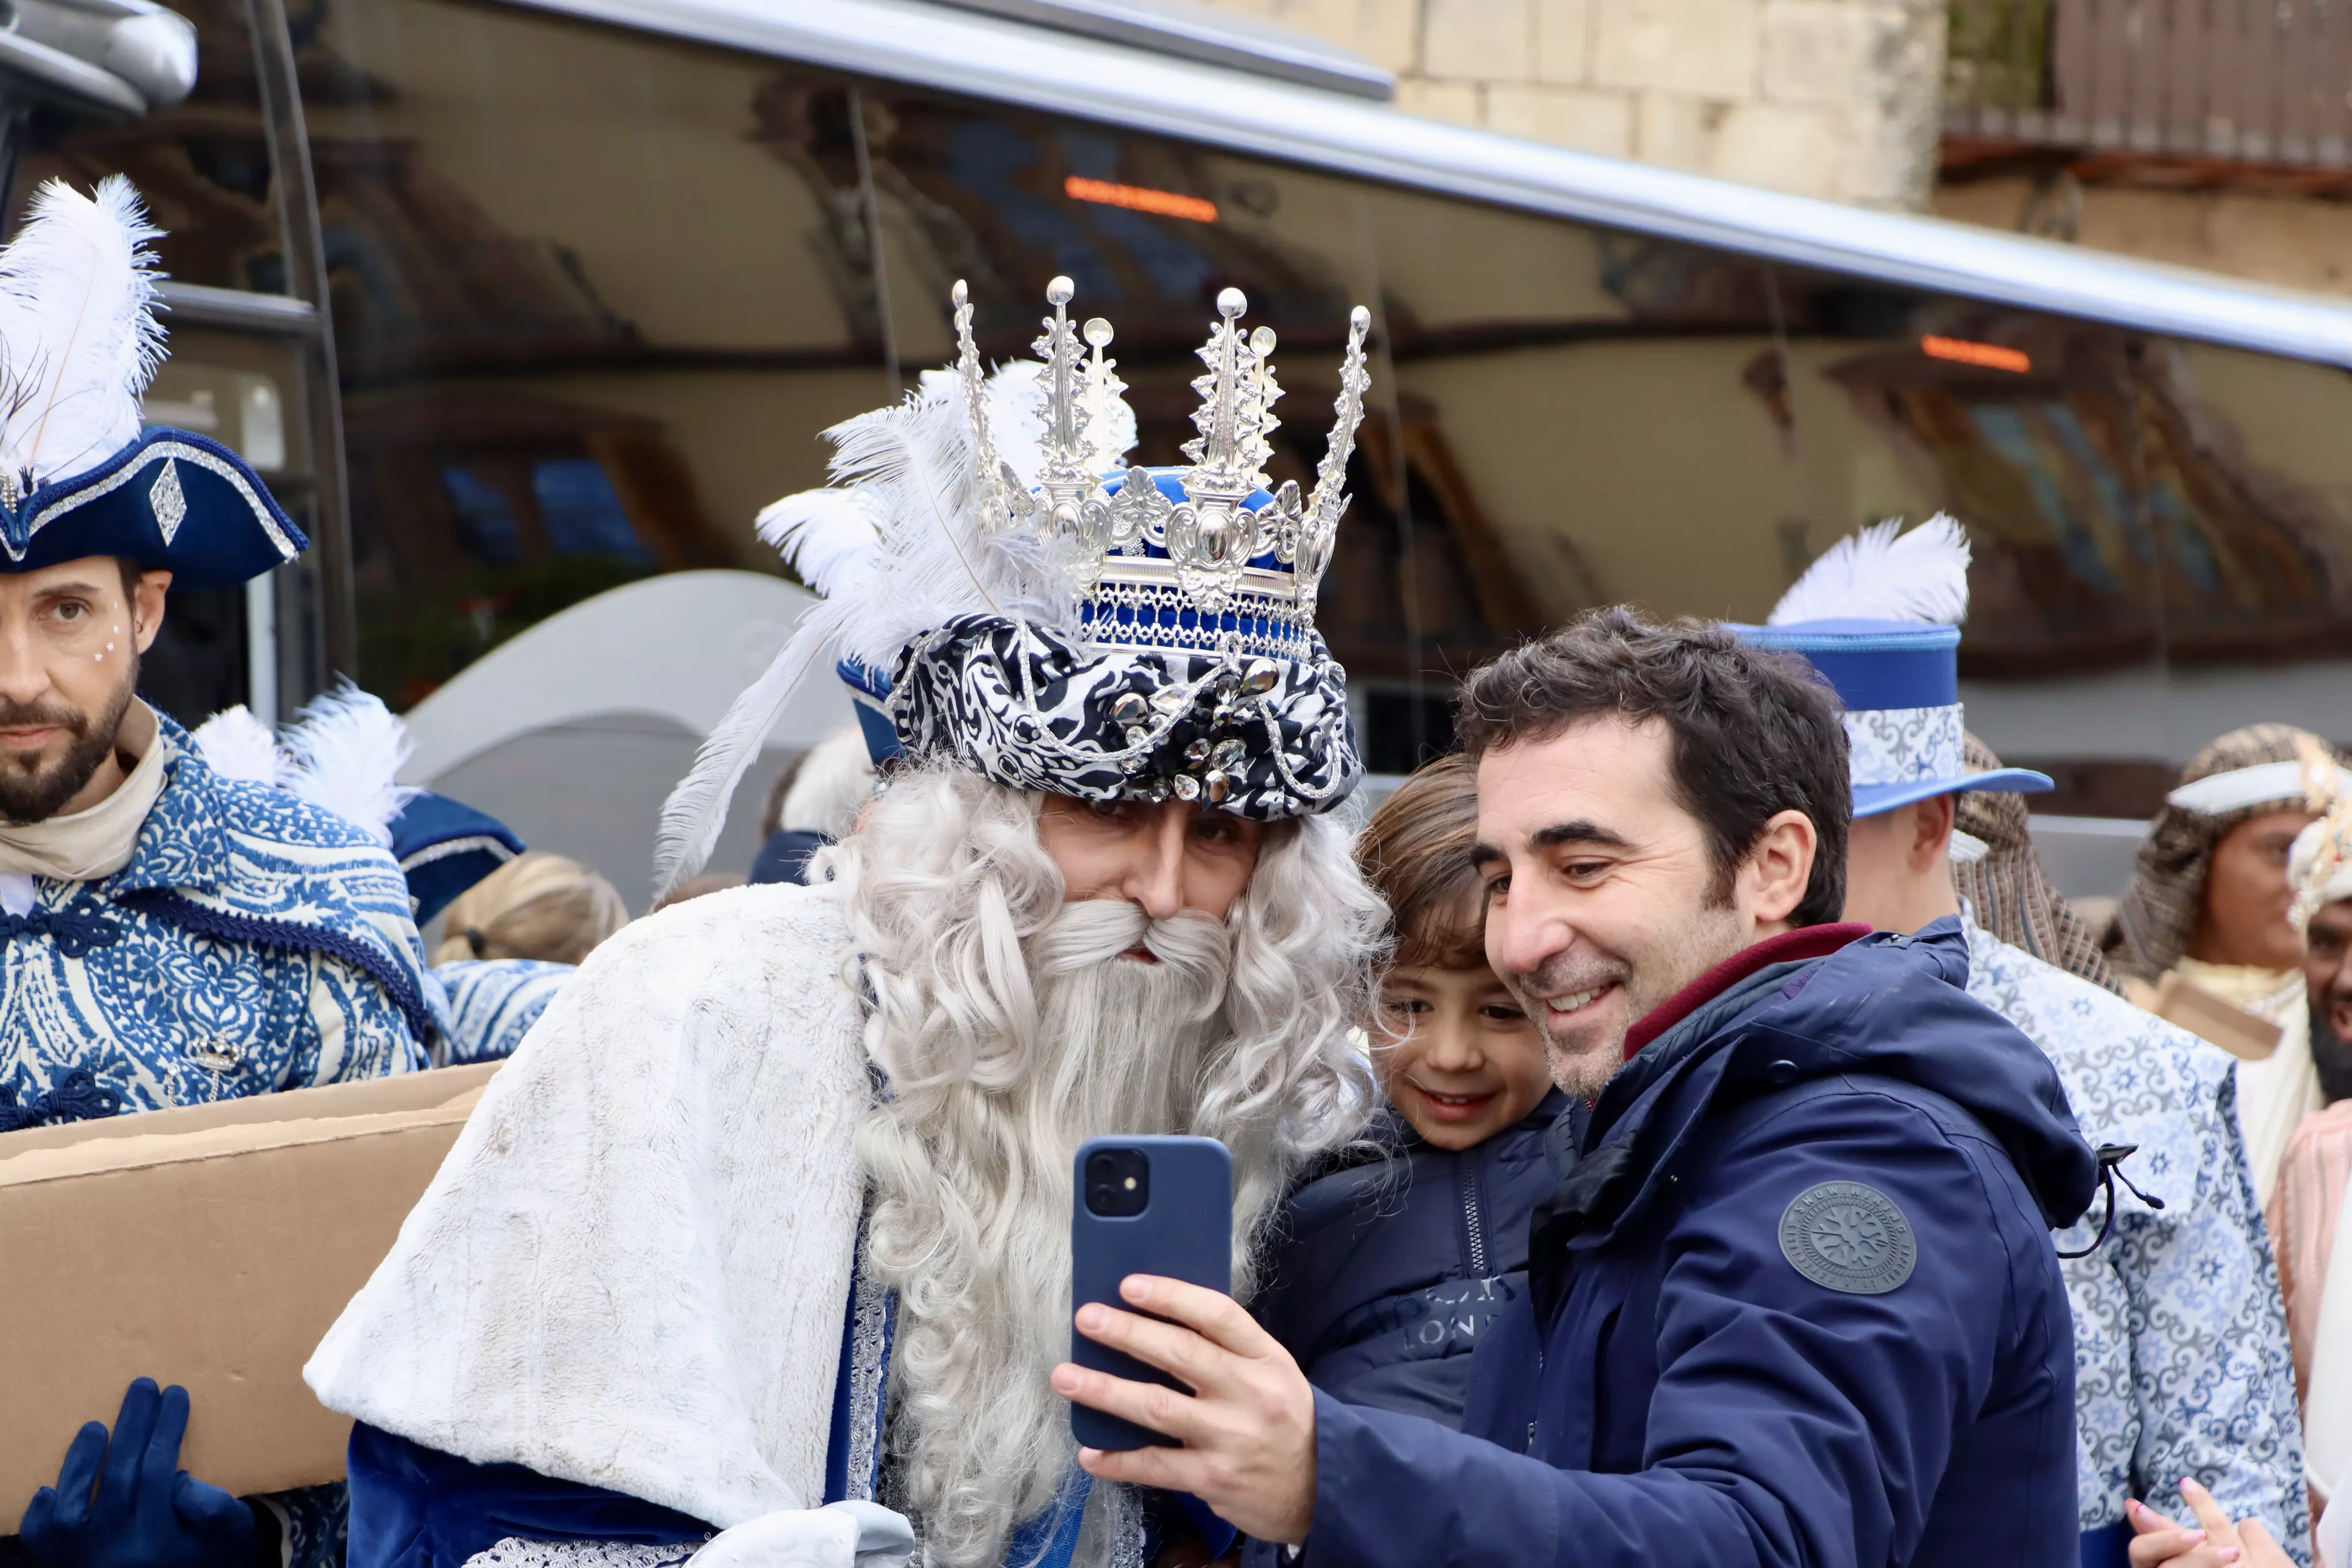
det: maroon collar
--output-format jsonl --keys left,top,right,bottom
{"left": 1620, "top": 922, "right": 1873, "bottom": 1061}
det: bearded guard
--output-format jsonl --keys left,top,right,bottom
{"left": 306, "top": 279, "right": 1386, "bottom": 1568}
{"left": 0, "top": 181, "right": 434, "bottom": 1123}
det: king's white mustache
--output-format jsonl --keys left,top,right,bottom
{"left": 1028, "top": 897, "right": 1233, "bottom": 985}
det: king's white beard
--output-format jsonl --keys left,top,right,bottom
{"left": 860, "top": 899, "right": 1243, "bottom": 1568}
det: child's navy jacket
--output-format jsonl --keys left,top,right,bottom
{"left": 1256, "top": 1087, "right": 1568, "bottom": 1427}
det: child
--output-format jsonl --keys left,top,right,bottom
{"left": 1255, "top": 753, "right": 1563, "bottom": 1427}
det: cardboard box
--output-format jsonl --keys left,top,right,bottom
{"left": 0, "top": 1064, "right": 498, "bottom": 1527}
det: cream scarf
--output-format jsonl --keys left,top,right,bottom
{"left": 0, "top": 701, "right": 169, "bottom": 890}
{"left": 2177, "top": 955, "right": 2323, "bottom": 1207}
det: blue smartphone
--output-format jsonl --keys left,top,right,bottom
{"left": 1069, "top": 1134, "right": 1232, "bottom": 1451}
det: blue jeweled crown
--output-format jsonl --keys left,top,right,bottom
{"left": 656, "top": 275, "right": 1375, "bottom": 904}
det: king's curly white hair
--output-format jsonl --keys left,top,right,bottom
{"left": 816, "top": 765, "right": 1381, "bottom": 1567}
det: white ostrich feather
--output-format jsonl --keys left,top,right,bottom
{"left": 0, "top": 177, "right": 165, "bottom": 491}
{"left": 757, "top": 488, "right": 883, "bottom": 605}
{"left": 189, "top": 705, "right": 285, "bottom": 788}
{"left": 1767, "top": 514, "right": 1972, "bottom": 628}
{"left": 984, "top": 360, "right": 1049, "bottom": 489}
{"left": 650, "top": 363, "right": 1086, "bottom": 900}
{"left": 278, "top": 682, "right": 420, "bottom": 847}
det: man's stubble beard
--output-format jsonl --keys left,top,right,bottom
{"left": 0, "top": 658, "right": 136, "bottom": 824}
{"left": 860, "top": 899, "right": 1239, "bottom": 1568}
{"left": 2308, "top": 991, "right": 2352, "bottom": 1105}
{"left": 1521, "top": 888, "right": 1751, "bottom": 1102}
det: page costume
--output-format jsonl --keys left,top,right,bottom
{"left": 311, "top": 278, "right": 1374, "bottom": 1568}
{"left": 1739, "top": 523, "right": 2308, "bottom": 1568}
{"left": 194, "top": 697, "right": 547, "bottom": 1069}
{"left": 0, "top": 181, "right": 433, "bottom": 1122}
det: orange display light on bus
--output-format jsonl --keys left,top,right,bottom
{"left": 1920, "top": 335, "right": 2031, "bottom": 374}
{"left": 1064, "top": 175, "right": 1219, "bottom": 224}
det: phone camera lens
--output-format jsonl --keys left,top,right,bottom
{"left": 1082, "top": 1148, "right": 1150, "bottom": 1217}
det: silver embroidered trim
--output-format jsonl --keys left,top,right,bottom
{"left": 22, "top": 439, "right": 297, "bottom": 561}
{"left": 148, "top": 458, "right": 186, "bottom": 543}
{"left": 1108, "top": 1484, "right": 1146, "bottom": 1568}
{"left": 462, "top": 1538, "right": 706, "bottom": 1568}
{"left": 845, "top": 1256, "right": 892, "bottom": 1502}
{"left": 1843, "top": 703, "right": 1964, "bottom": 788}
{"left": 1081, "top": 572, "right": 1311, "bottom": 661}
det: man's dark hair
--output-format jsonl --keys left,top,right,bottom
{"left": 1454, "top": 605, "right": 1851, "bottom": 927}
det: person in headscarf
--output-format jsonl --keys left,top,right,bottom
{"left": 1954, "top": 733, "right": 2124, "bottom": 996}
{"left": 2108, "top": 724, "right": 2348, "bottom": 1201}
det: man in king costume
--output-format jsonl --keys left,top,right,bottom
{"left": 308, "top": 279, "right": 1386, "bottom": 1568}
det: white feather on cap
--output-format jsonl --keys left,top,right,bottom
{"left": 1766, "top": 514, "right": 1972, "bottom": 627}
{"left": 649, "top": 363, "right": 1086, "bottom": 901}
{"left": 0, "top": 177, "right": 165, "bottom": 494}
{"left": 279, "top": 683, "right": 419, "bottom": 847}
{"left": 189, "top": 705, "right": 285, "bottom": 788}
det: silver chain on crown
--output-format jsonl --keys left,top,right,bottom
{"left": 952, "top": 276, "right": 1371, "bottom": 660}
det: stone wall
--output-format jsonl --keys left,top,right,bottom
{"left": 1934, "top": 175, "right": 2352, "bottom": 300}
{"left": 1197, "top": 0, "right": 1948, "bottom": 210}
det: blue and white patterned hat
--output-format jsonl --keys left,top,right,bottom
{"left": 1733, "top": 518, "right": 2050, "bottom": 819}
{"left": 651, "top": 277, "right": 1372, "bottom": 899}
{"left": 0, "top": 178, "right": 303, "bottom": 591}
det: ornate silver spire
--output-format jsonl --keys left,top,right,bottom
{"left": 953, "top": 279, "right": 1033, "bottom": 534}
{"left": 974, "top": 277, "right": 1372, "bottom": 660}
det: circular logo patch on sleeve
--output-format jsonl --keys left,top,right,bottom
{"left": 1778, "top": 1181, "right": 1917, "bottom": 1295}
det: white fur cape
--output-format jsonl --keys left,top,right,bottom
{"left": 305, "top": 883, "right": 871, "bottom": 1527}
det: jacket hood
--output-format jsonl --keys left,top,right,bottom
{"left": 1554, "top": 919, "right": 2096, "bottom": 1250}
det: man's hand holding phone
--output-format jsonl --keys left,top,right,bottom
{"left": 1053, "top": 1273, "right": 1318, "bottom": 1549}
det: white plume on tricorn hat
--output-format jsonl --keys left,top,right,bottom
{"left": 1733, "top": 514, "right": 2053, "bottom": 845}
{"left": 0, "top": 177, "right": 303, "bottom": 588}
{"left": 652, "top": 277, "right": 1374, "bottom": 899}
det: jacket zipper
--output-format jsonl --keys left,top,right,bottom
{"left": 1456, "top": 1155, "right": 1488, "bottom": 1276}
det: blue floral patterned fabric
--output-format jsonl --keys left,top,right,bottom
{"left": 0, "top": 714, "right": 432, "bottom": 1128}
{"left": 431, "top": 960, "right": 574, "bottom": 1066}
{"left": 1962, "top": 914, "right": 2310, "bottom": 1558}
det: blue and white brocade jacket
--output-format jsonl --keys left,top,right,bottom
{"left": 431, "top": 958, "right": 574, "bottom": 1068}
{"left": 1962, "top": 915, "right": 2310, "bottom": 1558}
{"left": 0, "top": 714, "right": 432, "bottom": 1129}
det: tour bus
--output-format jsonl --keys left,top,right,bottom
{"left": 25, "top": 0, "right": 2352, "bottom": 899}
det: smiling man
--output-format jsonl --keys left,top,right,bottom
{"left": 1055, "top": 607, "right": 2100, "bottom": 1568}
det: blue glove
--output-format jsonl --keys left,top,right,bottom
{"left": 19, "top": 1378, "right": 255, "bottom": 1568}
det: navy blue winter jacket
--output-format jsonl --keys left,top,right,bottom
{"left": 1299, "top": 920, "right": 2099, "bottom": 1568}
{"left": 1256, "top": 1089, "right": 1567, "bottom": 1426}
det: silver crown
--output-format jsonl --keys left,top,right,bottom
{"left": 952, "top": 276, "right": 1371, "bottom": 661}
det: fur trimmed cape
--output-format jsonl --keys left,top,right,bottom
{"left": 305, "top": 883, "right": 870, "bottom": 1528}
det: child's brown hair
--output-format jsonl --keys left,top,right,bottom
{"left": 1355, "top": 753, "right": 1488, "bottom": 971}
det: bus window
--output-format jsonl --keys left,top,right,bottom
{"left": 294, "top": 0, "right": 899, "bottom": 711}
{"left": 9, "top": 0, "right": 287, "bottom": 293}
{"left": 135, "top": 326, "right": 319, "bottom": 726}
